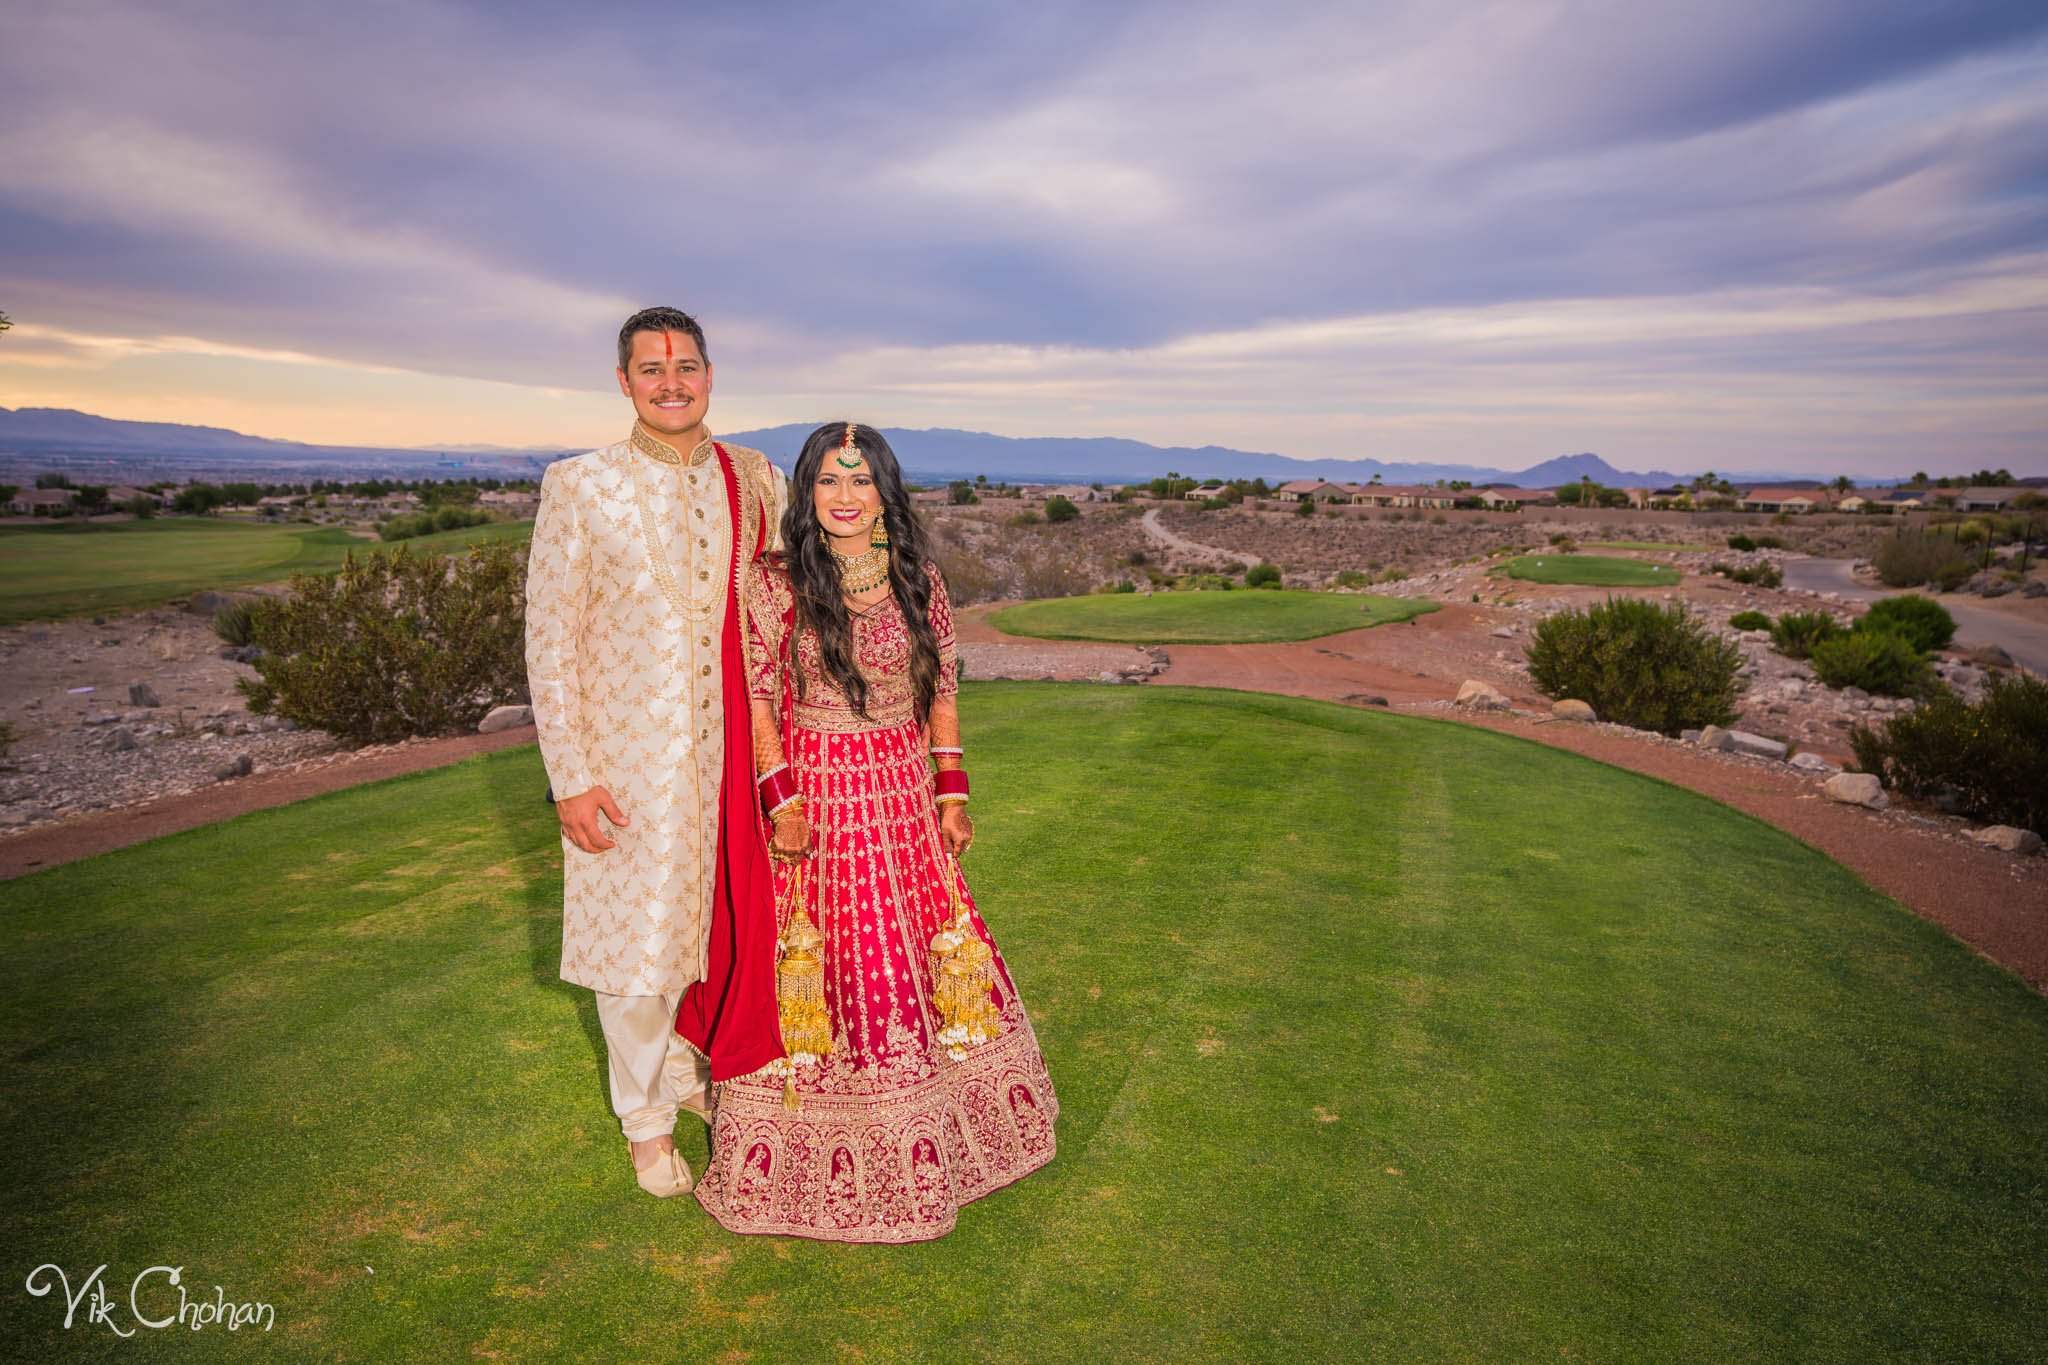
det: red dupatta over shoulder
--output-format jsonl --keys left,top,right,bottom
{"left": 675, "top": 443, "right": 784, "bottom": 1080}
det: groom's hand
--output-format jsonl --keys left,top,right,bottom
{"left": 559, "top": 786, "right": 629, "bottom": 853}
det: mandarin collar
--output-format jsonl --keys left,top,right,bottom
{"left": 631, "top": 423, "right": 717, "bottom": 467}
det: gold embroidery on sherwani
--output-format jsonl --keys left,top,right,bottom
{"left": 525, "top": 433, "right": 787, "bottom": 996}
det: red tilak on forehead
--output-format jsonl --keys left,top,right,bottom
{"left": 663, "top": 331, "right": 673, "bottom": 362}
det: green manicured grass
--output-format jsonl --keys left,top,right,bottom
{"left": 1494, "top": 553, "right": 1681, "bottom": 587}
{"left": 1584, "top": 540, "right": 1696, "bottom": 552}
{"left": 988, "top": 589, "right": 1438, "bottom": 643}
{"left": 0, "top": 518, "right": 533, "bottom": 624}
{"left": 3, "top": 683, "right": 2045, "bottom": 1359}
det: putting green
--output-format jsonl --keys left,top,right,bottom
{"left": 2, "top": 683, "right": 2043, "bottom": 1358}
{"left": 988, "top": 589, "right": 1438, "bottom": 643}
{"left": 1493, "top": 553, "right": 1680, "bottom": 587}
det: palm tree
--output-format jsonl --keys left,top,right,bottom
{"left": 1832, "top": 475, "right": 1854, "bottom": 496}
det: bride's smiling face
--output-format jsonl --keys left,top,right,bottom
{"left": 813, "top": 453, "right": 880, "bottom": 548}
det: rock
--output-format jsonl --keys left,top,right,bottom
{"left": 2023, "top": 580, "right": 2046, "bottom": 599}
{"left": 477, "top": 704, "right": 534, "bottom": 734}
{"left": 1342, "top": 694, "right": 1390, "bottom": 707}
{"left": 82, "top": 714, "right": 122, "bottom": 727}
{"left": 1970, "top": 825, "right": 2044, "bottom": 856}
{"left": 218, "top": 645, "right": 264, "bottom": 664}
{"left": 1725, "top": 730, "right": 1789, "bottom": 760}
{"left": 1967, "top": 644, "right": 2015, "bottom": 669}
{"left": 1455, "top": 680, "right": 1509, "bottom": 711}
{"left": 1822, "top": 772, "right": 1888, "bottom": 809}
{"left": 212, "top": 753, "right": 255, "bottom": 782}
{"left": 1841, "top": 686, "right": 1869, "bottom": 701}
{"left": 1788, "top": 752, "right": 1836, "bottom": 773}
{"left": 1680, "top": 729, "right": 1703, "bottom": 743}
{"left": 112, "top": 729, "right": 138, "bottom": 752}
{"left": 1696, "top": 725, "right": 1733, "bottom": 751}
{"left": 1490, "top": 626, "right": 1514, "bottom": 638}
{"left": 129, "top": 681, "right": 161, "bottom": 708}
{"left": 1551, "top": 699, "right": 1596, "bottom": 722}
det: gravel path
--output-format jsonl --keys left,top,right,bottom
{"left": 1783, "top": 556, "right": 2048, "bottom": 673}
{"left": 1140, "top": 506, "right": 1253, "bottom": 567}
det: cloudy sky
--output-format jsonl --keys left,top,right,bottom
{"left": 2, "top": 0, "right": 2044, "bottom": 475}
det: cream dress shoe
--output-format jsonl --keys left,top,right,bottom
{"left": 632, "top": 1145, "right": 694, "bottom": 1198}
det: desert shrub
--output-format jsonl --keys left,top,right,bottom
{"left": 122, "top": 495, "right": 158, "bottom": 519}
{"left": 1768, "top": 610, "right": 1842, "bottom": 659}
{"left": 1008, "top": 509, "right": 1044, "bottom": 527}
{"left": 380, "top": 505, "right": 491, "bottom": 542}
{"left": 1752, "top": 534, "right": 1784, "bottom": 549}
{"left": 1044, "top": 495, "right": 1080, "bottom": 523}
{"left": 1526, "top": 597, "right": 1741, "bottom": 736}
{"left": 212, "top": 601, "right": 258, "bottom": 647}
{"left": 1548, "top": 533, "right": 1577, "bottom": 550}
{"left": 1333, "top": 570, "right": 1369, "bottom": 588}
{"left": 1294, "top": 498, "right": 1314, "bottom": 518}
{"left": 1873, "top": 531, "right": 1972, "bottom": 589}
{"left": 238, "top": 542, "right": 527, "bottom": 743}
{"left": 1856, "top": 594, "right": 1956, "bottom": 652}
{"left": 1111, "top": 579, "right": 1136, "bottom": 594}
{"left": 0, "top": 720, "right": 17, "bottom": 762}
{"left": 1710, "top": 561, "right": 1784, "bottom": 588}
{"left": 1197, "top": 497, "right": 1228, "bottom": 511}
{"left": 1810, "top": 630, "right": 1931, "bottom": 697}
{"left": 1726, "top": 534, "right": 1756, "bottom": 551}
{"left": 1245, "top": 562, "right": 1282, "bottom": 589}
{"left": 1850, "top": 674, "right": 2048, "bottom": 834}
{"left": 1729, "top": 610, "right": 1771, "bottom": 632}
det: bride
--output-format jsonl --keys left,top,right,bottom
{"left": 691, "top": 421, "right": 1058, "bottom": 1242}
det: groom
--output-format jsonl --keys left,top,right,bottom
{"left": 525, "top": 307, "right": 787, "bottom": 1197}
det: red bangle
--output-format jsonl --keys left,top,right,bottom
{"left": 934, "top": 770, "right": 969, "bottom": 799}
{"left": 757, "top": 765, "right": 797, "bottom": 814}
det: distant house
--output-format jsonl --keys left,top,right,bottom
{"left": 106, "top": 485, "right": 159, "bottom": 505}
{"left": 1955, "top": 486, "right": 2017, "bottom": 511}
{"left": 1879, "top": 490, "right": 1925, "bottom": 512}
{"left": 477, "top": 488, "right": 540, "bottom": 512}
{"left": 911, "top": 489, "right": 949, "bottom": 504}
{"left": 1473, "top": 486, "right": 1555, "bottom": 509}
{"left": 1835, "top": 495, "right": 1870, "bottom": 513}
{"left": 1739, "top": 486, "right": 1827, "bottom": 513}
{"left": 10, "top": 488, "right": 78, "bottom": 515}
{"left": 1353, "top": 484, "right": 1455, "bottom": 509}
{"left": 1185, "top": 483, "right": 1229, "bottom": 502}
{"left": 1621, "top": 487, "right": 1653, "bottom": 509}
{"left": 1276, "top": 479, "right": 1354, "bottom": 503}
{"left": 1043, "top": 484, "right": 1102, "bottom": 503}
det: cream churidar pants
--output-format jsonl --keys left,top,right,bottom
{"left": 593, "top": 990, "right": 711, "bottom": 1142}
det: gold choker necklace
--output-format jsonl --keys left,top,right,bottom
{"left": 831, "top": 541, "right": 891, "bottom": 594}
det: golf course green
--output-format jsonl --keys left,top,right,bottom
{"left": 1493, "top": 553, "right": 1681, "bottom": 587}
{"left": 0, "top": 518, "right": 533, "bottom": 624}
{"left": 3, "top": 683, "right": 2042, "bottom": 1359}
{"left": 987, "top": 589, "right": 1438, "bottom": 643}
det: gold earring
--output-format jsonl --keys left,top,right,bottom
{"left": 870, "top": 516, "right": 890, "bottom": 548}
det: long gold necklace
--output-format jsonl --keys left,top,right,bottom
{"left": 831, "top": 540, "right": 891, "bottom": 595}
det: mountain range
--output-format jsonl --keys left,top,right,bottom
{"left": 0, "top": 405, "right": 1848, "bottom": 489}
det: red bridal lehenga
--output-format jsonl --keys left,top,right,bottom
{"left": 692, "top": 559, "right": 1058, "bottom": 1242}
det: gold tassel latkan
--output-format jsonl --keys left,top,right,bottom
{"left": 928, "top": 858, "right": 1000, "bottom": 1061}
{"left": 775, "top": 862, "right": 831, "bottom": 1109}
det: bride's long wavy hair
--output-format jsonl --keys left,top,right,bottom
{"left": 781, "top": 422, "right": 943, "bottom": 723}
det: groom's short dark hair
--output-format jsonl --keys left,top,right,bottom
{"left": 617, "top": 307, "right": 709, "bottom": 369}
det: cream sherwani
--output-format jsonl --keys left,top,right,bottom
{"left": 525, "top": 428, "right": 785, "bottom": 998}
